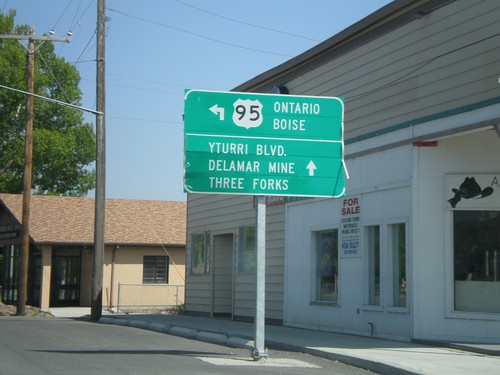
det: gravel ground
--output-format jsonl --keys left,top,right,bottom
{"left": 0, "top": 302, "right": 52, "bottom": 317}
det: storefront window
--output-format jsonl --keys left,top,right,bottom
{"left": 366, "top": 225, "right": 380, "bottom": 306}
{"left": 1, "top": 245, "right": 18, "bottom": 304}
{"left": 238, "top": 226, "right": 256, "bottom": 273}
{"left": 315, "top": 230, "right": 338, "bottom": 302}
{"left": 454, "top": 211, "right": 500, "bottom": 313}
{"left": 191, "top": 232, "right": 209, "bottom": 274}
{"left": 390, "top": 223, "right": 406, "bottom": 308}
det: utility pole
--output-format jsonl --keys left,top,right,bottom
{"left": 91, "top": 0, "right": 106, "bottom": 321}
{"left": 0, "top": 29, "right": 70, "bottom": 316}
{"left": 18, "top": 26, "right": 35, "bottom": 317}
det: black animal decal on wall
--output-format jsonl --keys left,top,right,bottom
{"left": 448, "top": 177, "right": 494, "bottom": 208}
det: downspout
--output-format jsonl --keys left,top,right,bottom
{"left": 109, "top": 246, "right": 118, "bottom": 311}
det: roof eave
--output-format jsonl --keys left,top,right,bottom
{"left": 233, "top": 0, "right": 454, "bottom": 94}
{"left": 33, "top": 241, "right": 186, "bottom": 248}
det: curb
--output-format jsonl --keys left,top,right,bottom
{"left": 170, "top": 326, "right": 197, "bottom": 338}
{"left": 148, "top": 322, "right": 169, "bottom": 333}
{"left": 98, "top": 316, "right": 420, "bottom": 375}
{"left": 196, "top": 331, "right": 228, "bottom": 346}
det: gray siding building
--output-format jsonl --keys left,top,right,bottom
{"left": 185, "top": 0, "right": 500, "bottom": 342}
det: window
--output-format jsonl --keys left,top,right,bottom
{"left": 191, "top": 232, "right": 209, "bottom": 274}
{"left": 239, "top": 226, "right": 256, "bottom": 273}
{"left": 366, "top": 225, "right": 380, "bottom": 306}
{"left": 316, "top": 230, "right": 339, "bottom": 302}
{"left": 454, "top": 211, "right": 500, "bottom": 313}
{"left": 143, "top": 256, "right": 168, "bottom": 284}
{"left": 389, "top": 223, "right": 406, "bottom": 308}
{"left": 1, "top": 245, "right": 18, "bottom": 304}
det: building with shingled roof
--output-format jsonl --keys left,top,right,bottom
{"left": 0, "top": 194, "right": 186, "bottom": 311}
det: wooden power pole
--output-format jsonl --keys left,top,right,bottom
{"left": 0, "top": 28, "right": 70, "bottom": 316}
{"left": 17, "top": 26, "right": 35, "bottom": 317}
{"left": 91, "top": 0, "right": 106, "bottom": 321}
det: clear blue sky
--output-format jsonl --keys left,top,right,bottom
{"left": 4, "top": 0, "right": 391, "bottom": 202}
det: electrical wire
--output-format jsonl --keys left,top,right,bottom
{"left": 0, "top": 66, "right": 25, "bottom": 71}
{"left": 59, "top": 1, "right": 94, "bottom": 62}
{"left": 107, "top": 115, "right": 182, "bottom": 125}
{"left": 107, "top": 7, "right": 293, "bottom": 58}
{"left": 69, "top": 0, "right": 94, "bottom": 32}
{"left": 73, "top": 29, "right": 96, "bottom": 66}
{"left": 174, "top": 0, "right": 320, "bottom": 42}
{"left": 36, "top": 50, "right": 73, "bottom": 103}
{"left": 68, "top": 0, "right": 84, "bottom": 33}
{"left": 80, "top": 77, "right": 182, "bottom": 96}
{"left": 344, "top": 32, "right": 500, "bottom": 100}
{"left": 94, "top": 70, "right": 194, "bottom": 89}
{"left": 51, "top": 1, "right": 72, "bottom": 32}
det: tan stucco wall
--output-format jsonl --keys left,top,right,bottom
{"left": 101, "top": 246, "right": 186, "bottom": 309}
{"left": 39, "top": 246, "right": 52, "bottom": 310}
{"left": 46, "top": 245, "right": 185, "bottom": 309}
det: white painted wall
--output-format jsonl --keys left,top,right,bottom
{"left": 413, "top": 126, "right": 500, "bottom": 343}
{"left": 285, "top": 145, "right": 412, "bottom": 340}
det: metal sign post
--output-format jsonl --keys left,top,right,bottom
{"left": 252, "top": 196, "right": 268, "bottom": 360}
{"left": 183, "top": 89, "right": 345, "bottom": 360}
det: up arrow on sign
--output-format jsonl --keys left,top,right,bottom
{"left": 306, "top": 160, "right": 317, "bottom": 176}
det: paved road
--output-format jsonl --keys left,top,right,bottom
{"left": 0, "top": 317, "right": 376, "bottom": 375}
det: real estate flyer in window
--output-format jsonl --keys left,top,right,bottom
{"left": 340, "top": 195, "right": 361, "bottom": 257}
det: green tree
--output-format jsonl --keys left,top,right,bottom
{"left": 0, "top": 10, "right": 95, "bottom": 196}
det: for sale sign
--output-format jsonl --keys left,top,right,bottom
{"left": 340, "top": 195, "right": 361, "bottom": 257}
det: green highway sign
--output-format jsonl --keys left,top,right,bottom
{"left": 183, "top": 89, "right": 345, "bottom": 197}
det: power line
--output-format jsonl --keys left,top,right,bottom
{"left": 36, "top": 50, "right": 73, "bottom": 103}
{"left": 73, "top": 29, "right": 96, "bottom": 66}
{"left": 174, "top": 0, "right": 320, "bottom": 42}
{"left": 51, "top": 1, "right": 72, "bottom": 32}
{"left": 0, "top": 83, "right": 101, "bottom": 114}
{"left": 107, "top": 7, "right": 293, "bottom": 58}
{"left": 344, "top": 32, "right": 500, "bottom": 100}
{"left": 68, "top": 0, "right": 84, "bottom": 33}
{"left": 107, "top": 115, "right": 182, "bottom": 124}
{"left": 103, "top": 71, "right": 192, "bottom": 89}
{"left": 69, "top": 0, "right": 94, "bottom": 32}
{"left": 80, "top": 77, "right": 182, "bottom": 96}
{"left": 77, "top": 66, "right": 199, "bottom": 89}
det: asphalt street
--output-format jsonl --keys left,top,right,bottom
{"left": 0, "top": 317, "right": 376, "bottom": 375}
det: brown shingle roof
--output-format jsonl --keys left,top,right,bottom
{"left": 0, "top": 194, "right": 186, "bottom": 246}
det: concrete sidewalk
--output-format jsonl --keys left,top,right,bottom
{"left": 48, "top": 307, "right": 112, "bottom": 318}
{"left": 95, "top": 313, "right": 500, "bottom": 375}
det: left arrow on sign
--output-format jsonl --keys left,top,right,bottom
{"left": 209, "top": 104, "right": 225, "bottom": 121}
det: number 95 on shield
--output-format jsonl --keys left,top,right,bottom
{"left": 232, "top": 98, "right": 263, "bottom": 129}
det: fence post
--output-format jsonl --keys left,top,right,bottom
{"left": 117, "top": 283, "right": 121, "bottom": 313}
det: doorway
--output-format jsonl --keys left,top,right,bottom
{"left": 50, "top": 249, "right": 81, "bottom": 307}
{"left": 213, "top": 234, "right": 234, "bottom": 317}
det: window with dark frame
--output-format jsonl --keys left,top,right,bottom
{"left": 390, "top": 223, "right": 406, "bottom": 308}
{"left": 143, "top": 255, "right": 169, "bottom": 284}
{"left": 316, "top": 229, "right": 339, "bottom": 302}
{"left": 366, "top": 225, "right": 381, "bottom": 306}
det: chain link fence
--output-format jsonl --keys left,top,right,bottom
{"left": 116, "top": 283, "right": 185, "bottom": 313}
